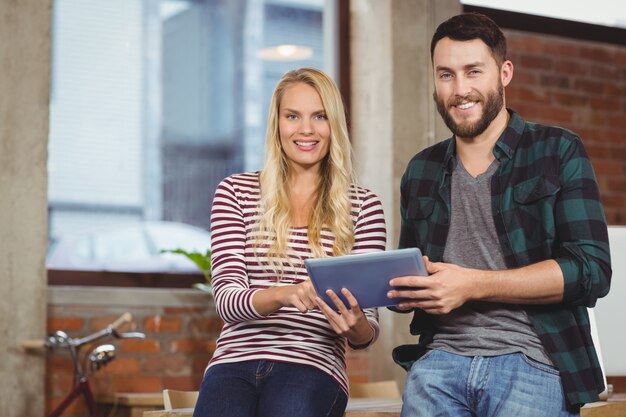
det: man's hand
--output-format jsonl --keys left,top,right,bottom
{"left": 387, "top": 257, "right": 476, "bottom": 314}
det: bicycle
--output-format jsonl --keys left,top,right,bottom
{"left": 22, "top": 312, "right": 146, "bottom": 417}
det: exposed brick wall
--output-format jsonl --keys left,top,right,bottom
{"left": 45, "top": 292, "right": 219, "bottom": 416}
{"left": 504, "top": 30, "right": 626, "bottom": 225}
{"left": 45, "top": 287, "right": 369, "bottom": 417}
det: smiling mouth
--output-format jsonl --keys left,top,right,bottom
{"left": 455, "top": 101, "right": 478, "bottom": 110}
{"left": 295, "top": 140, "right": 319, "bottom": 146}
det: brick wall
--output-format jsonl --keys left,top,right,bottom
{"left": 45, "top": 287, "right": 212, "bottom": 416}
{"left": 504, "top": 29, "right": 626, "bottom": 225}
{"left": 45, "top": 286, "right": 370, "bottom": 417}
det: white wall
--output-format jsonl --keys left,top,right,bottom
{"left": 594, "top": 226, "right": 626, "bottom": 376}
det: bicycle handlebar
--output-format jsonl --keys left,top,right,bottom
{"left": 21, "top": 312, "right": 144, "bottom": 352}
{"left": 109, "top": 312, "right": 132, "bottom": 332}
{"left": 21, "top": 339, "right": 47, "bottom": 352}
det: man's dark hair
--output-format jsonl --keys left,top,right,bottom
{"left": 430, "top": 12, "right": 507, "bottom": 65}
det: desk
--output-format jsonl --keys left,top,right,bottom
{"left": 344, "top": 398, "right": 402, "bottom": 417}
{"left": 141, "top": 399, "right": 402, "bottom": 417}
{"left": 142, "top": 395, "right": 626, "bottom": 417}
{"left": 97, "top": 392, "right": 163, "bottom": 417}
{"left": 581, "top": 394, "right": 626, "bottom": 417}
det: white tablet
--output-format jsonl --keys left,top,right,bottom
{"left": 304, "top": 248, "right": 427, "bottom": 309}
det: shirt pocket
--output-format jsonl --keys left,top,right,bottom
{"left": 513, "top": 175, "right": 560, "bottom": 205}
{"left": 406, "top": 197, "right": 435, "bottom": 220}
{"left": 511, "top": 175, "right": 560, "bottom": 246}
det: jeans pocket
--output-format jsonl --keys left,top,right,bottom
{"left": 520, "top": 354, "right": 560, "bottom": 377}
{"left": 417, "top": 349, "right": 437, "bottom": 362}
{"left": 409, "top": 349, "right": 437, "bottom": 373}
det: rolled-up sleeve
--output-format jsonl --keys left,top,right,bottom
{"left": 554, "top": 137, "right": 611, "bottom": 307}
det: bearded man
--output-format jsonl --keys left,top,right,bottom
{"left": 387, "top": 12, "right": 612, "bottom": 417}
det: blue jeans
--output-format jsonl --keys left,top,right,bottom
{"left": 401, "top": 350, "right": 579, "bottom": 417}
{"left": 192, "top": 360, "right": 348, "bottom": 417}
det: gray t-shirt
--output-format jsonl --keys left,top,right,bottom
{"left": 429, "top": 157, "right": 552, "bottom": 365}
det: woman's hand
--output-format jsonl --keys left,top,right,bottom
{"left": 277, "top": 279, "right": 319, "bottom": 313}
{"left": 316, "top": 288, "right": 374, "bottom": 346}
{"left": 252, "top": 279, "right": 319, "bottom": 315}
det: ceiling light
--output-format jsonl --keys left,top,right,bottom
{"left": 257, "top": 44, "right": 313, "bottom": 61}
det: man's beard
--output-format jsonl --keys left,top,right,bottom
{"left": 434, "top": 83, "right": 504, "bottom": 139}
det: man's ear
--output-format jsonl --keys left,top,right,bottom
{"left": 501, "top": 60, "right": 514, "bottom": 87}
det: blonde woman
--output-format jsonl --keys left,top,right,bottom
{"left": 193, "top": 68, "right": 386, "bottom": 417}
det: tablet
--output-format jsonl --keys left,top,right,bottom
{"left": 304, "top": 248, "right": 427, "bottom": 309}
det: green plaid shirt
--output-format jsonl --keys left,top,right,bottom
{"left": 394, "top": 110, "right": 612, "bottom": 409}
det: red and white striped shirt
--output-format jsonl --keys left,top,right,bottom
{"left": 207, "top": 172, "right": 387, "bottom": 393}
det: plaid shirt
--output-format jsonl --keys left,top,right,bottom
{"left": 394, "top": 110, "right": 612, "bottom": 410}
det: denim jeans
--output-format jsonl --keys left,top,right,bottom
{"left": 192, "top": 360, "right": 348, "bottom": 417}
{"left": 401, "top": 350, "right": 579, "bottom": 417}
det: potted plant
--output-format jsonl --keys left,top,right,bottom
{"left": 161, "top": 249, "right": 212, "bottom": 293}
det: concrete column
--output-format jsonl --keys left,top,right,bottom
{"left": 0, "top": 1, "right": 51, "bottom": 415}
{"left": 350, "top": 0, "right": 460, "bottom": 385}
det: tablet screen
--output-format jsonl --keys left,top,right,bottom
{"left": 304, "top": 247, "right": 427, "bottom": 309}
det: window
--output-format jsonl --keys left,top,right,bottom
{"left": 47, "top": 0, "right": 341, "bottom": 281}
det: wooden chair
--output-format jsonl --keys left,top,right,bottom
{"left": 349, "top": 380, "right": 401, "bottom": 399}
{"left": 162, "top": 389, "right": 199, "bottom": 410}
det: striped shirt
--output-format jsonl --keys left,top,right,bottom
{"left": 208, "top": 171, "right": 387, "bottom": 393}
{"left": 394, "top": 110, "right": 611, "bottom": 410}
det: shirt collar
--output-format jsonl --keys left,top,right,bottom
{"left": 493, "top": 109, "right": 525, "bottom": 161}
{"left": 443, "top": 136, "right": 456, "bottom": 173}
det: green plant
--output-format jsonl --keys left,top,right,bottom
{"left": 161, "top": 248, "right": 212, "bottom": 293}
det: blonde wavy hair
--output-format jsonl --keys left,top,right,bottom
{"left": 258, "top": 67, "right": 355, "bottom": 267}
